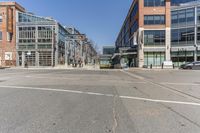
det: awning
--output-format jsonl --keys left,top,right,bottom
{"left": 112, "top": 52, "right": 137, "bottom": 59}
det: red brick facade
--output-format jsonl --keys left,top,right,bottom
{"left": 0, "top": 2, "right": 25, "bottom": 67}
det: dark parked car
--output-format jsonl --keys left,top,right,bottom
{"left": 180, "top": 61, "right": 200, "bottom": 70}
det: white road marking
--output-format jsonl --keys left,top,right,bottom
{"left": 161, "top": 82, "right": 200, "bottom": 86}
{"left": 0, "top": 85, "right": 200, "bottom": 107}
{"left": 121, "top": 70, "right": 144, "bottom": 80}
{"left": 121, "top": 70, "right": 200, "bottom": 103}
{"left": 23, "top": 75, "right": 147, "bottom": 84}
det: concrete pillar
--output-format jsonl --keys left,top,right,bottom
{"left": 138, "top": 28, "right": 144, "bottom": 68}
{"left": 65, "top": 41, "right": 69, "bottom": 66}
{"left": 22, "top": 51, "right": 25, "bottom": 67}
{"left": 36, "top": 51, "right": 39, "bottom": 66}
{"left": 16, "top": 52, "right": 19, "bottom": 67}
{"left": 165, "top": 28, "right": 171, "bottom": 61}
{"left": 194, "top": 6, "right": 198, "bottom": 62}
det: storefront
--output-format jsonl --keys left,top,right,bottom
{"left": 144, "top": 52, "right": 165, "bottom": 67}
{"left": 198, "top": 51, "right": 200, "bottom": 61}
{"left": 171, "top": 51, "right": 194, "bottom": 67}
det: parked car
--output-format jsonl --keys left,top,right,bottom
{"left": 180, "top": 61, "right": 200, "bottom": 70}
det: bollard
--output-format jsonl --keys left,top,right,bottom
{"left": 162, "top": 63, "right": 164, "bottom": 69}
{"left": 173, "top": 64, "right": 175, "bottom": 69}
{"left": 150, "top": 64, "right": 152, "bottom": 69}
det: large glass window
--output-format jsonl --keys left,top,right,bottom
{"left": 197, "top": 27, "right": 200, "bottom": 43}
{"left": 179, "top": 10, "right": 186, "bottom": 25}
{"left": 186, "top": 28, "right": 195, "bottom": 44}
{"left": 144, "top": 52, "right": 165, "bottom": 67}
{"left": 198, "top": 7, "right": 200, "bottom": 24}
{"left": 171, "top": 27, "right": 195, "bottom": 46}
{"left": 130, "top": 3, "right": 138, "bottom": 23}
{"left": 144, "top": 0, "right": 165, "bottom": 7}
{"left": 171, "top": 8, "right": 195, "bottom": 27}
{"left": 179, "top": 28, "right": 187, "bottom": 45}
{"left": 18, "top": 12, "right": 53, "bottom": 23}
{"left": 144, "top": 30, "right": 165, "bottom": 46}
{"left": 144, "top": 15, "right": 165, "bottom": 25}
{"left": 171, "top": 29, "right": 179, "bottom": 45}
{"left": 0, "top": 31, "right": 2, "bottom": 40}
{"left": 186, "top": 8, "right": 194, "bottom": 25}
{"left": 171, "top": 11, "right": 178, "bottom": 27}
{"left": 0, "top": 14, "right": 2, "bottom": 23}
{"left": 171, "top": 0, "right": 197, "bottom": 6}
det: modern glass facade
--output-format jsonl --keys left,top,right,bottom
{"left": 144, "top": 52, "right": 165, "bottom": 67}
{"left": 16, "top": 12, "right": 69, "bottom": 67}
{"left": 115, "top": 2, "right": 139, "bottom": 48}
{"left": 171, "top": 0, "right": 197, "bottom": 6}
{"left": 171, "top": 2, "right": 200, "bottom": 67}
{"left": 171, "top": 8, "right": 195, "bottom": 27}
{"left": 144, "top": 30, "right": 165, "bottom": 46}
{"left": 115, "top": 0, "right": 200, "bottom": 68}
{"left": 103, "top": 46, "right": 115, "bottom": 55}
{"left": 18, "top": 12, "right": 54, "bottom": 23}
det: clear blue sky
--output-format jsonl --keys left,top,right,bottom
{"left": 7, "top": 0, "right": 132, "bottom": 47}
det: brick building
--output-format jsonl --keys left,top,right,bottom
{"left": 115, "top": 0, "right": 199, "bottom": 68}
{"left": 0, "top": 2, "right": 25, "bottom": 67}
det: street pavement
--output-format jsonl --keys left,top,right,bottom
{"left": 0, "top": 68, "right": 200, "bottom": 133}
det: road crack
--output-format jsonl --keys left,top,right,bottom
{"left": 112, "top": 96, "right": 118, "bottom": 133}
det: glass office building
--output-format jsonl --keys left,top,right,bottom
{"left": 115, "top": 0, "right": 200, "bottom": 68}
{"left": 171, "top": 0, "right": 197, "bottom": 5}
{"left": 115, "top": 0, "right": 170, "bottom": 68}
{"left": 16, "top": 12, "right": 69, "bottom": 67}
{"left": 171, "top": 1, "right": 200, "bottom": 66}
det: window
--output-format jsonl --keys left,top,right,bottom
{"left": 7, "top": 32, "right": 13, "bottom": 42}
{"left": 172, "top": 8, "right": 195, "bottom": 27}
{"left": 179, "top": 10, "right": 186, "bottom": 25}
{"left": 171, "top": 11, "right": 178, "bottom": 26}
{"left": 186, "top": 28, "right": 194, "bottom": 44}
{"left": 197, "top": 27, "right": 200, "bottom": 43}
{"left": 186, "top": 8, "right": 194, "bottom": 25}
{"left": 171, "top": 29, "right": 179, "bottom": 45}
{"left": 144, "top": 0, "right": 165, "bottom": 7}
{"left": 171, "top": 27, "right": 195, "bottom": 46}
{"left": 179, "top": 28, "right": 187, "bottom": 45}
{"left": 0, "top": 14, "right": 2, "bottom": 23}
{"left": 130, "top": 3, "right": 138, "bottom": 23}
{"left": 0, "top": 31, "right": 2, "bottom": 40}
{"left": 144, "top": 15, "right": 165, "bottom": 25}
{"left": 198, "top": 7, "right": 200, "bottom": 24}
{"left": 171, "top": 0, "right": 197, "bottom": 6}
{"left": 144, "top": 30, "right": 165, "bottom": 46}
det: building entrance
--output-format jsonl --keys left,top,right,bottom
{"left": 144, "top": 52, "right": 165, "bottom": 67}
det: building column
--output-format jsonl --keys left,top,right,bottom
{"left": 22, "top": 51, "right": 25, "bottom": 67}
{"left": 65, "top": 41, "right": 69, "bottom": 66}
{"left": 16, "top": 52, "right": 19, "bottom": 67}
{"left": 138, "top": 28, "right": 144, "bottom": 68}
{"left": 194, "top": 6, "right": 198, "bottom": 62}
{"left": 165, "top": 28, "right": 171, "bottom": 61}
{"left": 36, "top": 51, "right": 39, "bottom": 67}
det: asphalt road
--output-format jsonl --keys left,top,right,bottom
{"left": 0, "top": 68, "right": 200, "bottom": 133}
